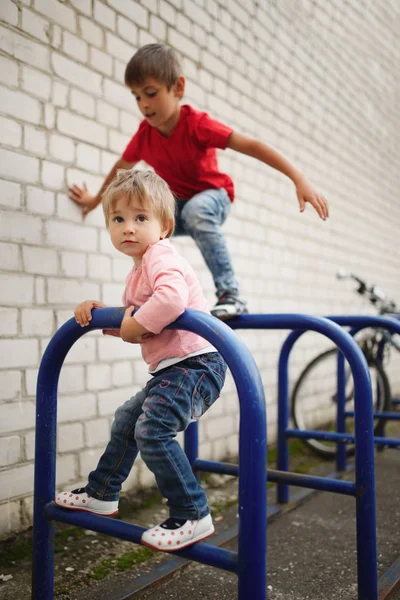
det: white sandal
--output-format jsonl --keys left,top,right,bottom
{"left": 141, "top": 514, "right": 214, "bottom": 551}
{"left": 55, "top": 487, "right": 118, "bottom": 516}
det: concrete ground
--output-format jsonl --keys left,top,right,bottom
{"left": 1, "top": 447, "right": 400, "bottom": 600}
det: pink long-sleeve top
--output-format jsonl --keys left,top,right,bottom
{"left": 122, "top": 239, "right": 212, "bottom": 372}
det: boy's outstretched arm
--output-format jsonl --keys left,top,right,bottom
{"left": 68, "top": 158, "right": 136, "bottom": 218}
{"left": 226, "top": 132, "right": 329, "bottom": 220}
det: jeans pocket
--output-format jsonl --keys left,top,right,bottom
{"left": 191, "top": 373, "right": 219, "bottom": 419}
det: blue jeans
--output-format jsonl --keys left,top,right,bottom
{"left": 174, "top": 188, "right": 239, "bottom": 298}
{"left": 86, "top": 352, "right": 227, "bottom": 520}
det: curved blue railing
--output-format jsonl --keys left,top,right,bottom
{"left": 32, "top": 308, "right": 266, "bottom": 600}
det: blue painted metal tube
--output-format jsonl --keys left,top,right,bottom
{"left": 194, "top": 459, "right": 355, "bottom": 495}
{"left": 45, "top": 503, "right": 238, "bottom": 572}
{"left": 345, "top": 411, "right": 400, "bottom": 420}
{"left": 336, "top": 350, "right": 347, "bottom": 472}
{"left": 32, "top": 308, "right": 267, "bottom": 600}
{"left": 226, "top": 314, "right": 377, "bottom": 600}
{"left": 287, "top": 428, "right": 400, "bottom": 448}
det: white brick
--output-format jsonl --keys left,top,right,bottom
{"left": 0, "top": 500, "right": 21, "bottom": 540}
{"left": 0, "top": 85, "right": 41, "bottom": 125}
{"left": 150, "top": 15, "right": 167, "bottom": 40}
{"left": 46, "top": 220, "right": 97, "bottom": 251}
{"left": 44, "top": 104, "right": 56, "bottom": 129}
{"left": 93, "top": 0, "right": 116, "bottom": 30}
{"left": 52, "top": 53, "right": 102, "bottom": 96}
{"left": 106, "top": 32, "right": 135, "bottom": 63}
{"left": 87, "top": 253, "right": 112, "bottom": 280}
{"left": 101, "top": 150, "right": 119, "bottom": 175}
{"left": 63, "top": 31, "right": 88, "bottom": 63}
{"left": 58, "top": 365, "right": 85, "bottom": 393}
{"left": 25, "top": 369, "right": 37, "bottom": 397}
{"left": 26, "top": 186, "right": 55, "bottom": 216}
{"left": 51, "top": 23, "right": 62, "bottom": 49}
{"left": 0, "top": 0, "right": 18, "bottom": 26}
{"left": 0, "top": 211, "right": 42, "bottom": 245}
{"left": 55, "top": 454, "right": 77, "bottom": 486}
{"left": 102, "top": 282, "right": 124, "bottom": 305}
{"left": 58, "top": 109, "right": 107, "bottom": 146}
{"left": 90, "top": 47, "right": 113, "bottom": 76}
{"left": 0, "top": 339, "right": 39, "bottom": 368}
{"left": 0, "top": 437, "right": 21, "bottom": 467}
{"left": 57, "top": 392, "right": 97, "bottom": 422}
{"left": 0, "top": 274, "right": 34, "bottom": 306}
{"left": 87, "top": 363, "right": 112, "bottom": 390}
{"left": 160, "top": 0, "right": 176, "bottom": 25}
{"left": 47, "top": 278, "right": 100, "bottom": 304}
{"left": 24, "top": 126, "right": 47, "bottom": 157}
{"left": 0, "top": 464, "right": 34, "bottom": 501}
{"left": 56, "top": 193, "right": 83, "bottom": 223}
{"left": 113, "top": 59, "right": 126, "bottom": 83}
{"left": 184, "top": 0, "right": 212, "bottom": 29}
{"left": 60, "top": 251, "right": 87, "bottom": 277}
{"left": 0, "top": 180, "right": 21, "bottom": 209}
{"left": 177, "top": 13, "right": 191, "bottom": 35}
{"left": 22, "top": 8, "right": 50, "bottom": 43}
{"left": 138, "top": 29, "right": 157, "bottom": 47}
{"left": 107, "top": 0, "right": 148, "bottom": 28}
{"left": 21, "top": 309, "right": 54, "bottom": 336}
{"left": 0, "top": 308, "right": 18, "bottom": 336}
{"left": 0, "top": 55, "right": 18, "bottom": 87}
{"left": 35, "top": 277, "right": 46, "bottom": 304}
{"left": 141, "top": 0, "right": 157, "bottom": 11}
{"left": 52, "top": 81, "right": 69, "bottom": 107}
{"left": 98, "top": 386, "right": 140, "bottom": 416}
{"left": 169, "top": 29, "right": 200, "bottom": 61}
{"left": 41, "top": 160, "right": 65, "bottom": 190}
{"left": 70, "top": 88, "right": 96, "bottom": 118}
{"left": 0, "top": 371, "right": 21, "bottom": 402}
{"left": 117, "top": 15, "right": 138, "bottom": 44}
{"left": 0, "top": 24, "right": 50, "bottom": 72}
{"left": 66, "top": 169, "right": 104, "bottom": 202}
{"left": 34, "top": 0, "right": 76, "bottom": 33}
{"left": 202, "top": 50, "right": 228, "bottom": 79}
{"left": 98, "top": 335, "right": 138, "bottom": 361}
{"left": 112, "top": 361, "right": 133, "bottom": 386}
{"left": 80, "top": 16, "right": 103, "bottom": 48}
{"left": 0, "top": 242, "right": 20, "bottom": 271}
{"left": 23, "top": 246, "right": 58, "bottom": 275}
{"left": 0, "top": 149, "right": 40, "bottom": 184}
{"left": 0, "top": 116, "right": 22, "bottom": 149}
{"left": 103, "top": 78, "right": 133, "bottom": 111}
{"left": 58, "top": 423, "right": 84, "bottom": 453}
{"left": 112, "top": 257, "right": 130, "bottom": 281}
{"left": 49, "top": 133, "right": 75, "bottom": 163}
{"left": 69, "top": 0, "right": 92, "bottom": 16}
{"left": 109, "top": 129, "right": 130, "bottom": 154}
{"left": 76, "top": 143, "right": 100, "bottom": 172}
{"left": 79, "top": 447, "right": 103, "bottom": 476}
{"left": 22, "top": 66, "right": 51, "bottom": 100}
{"left": 24, "top": 430, "right": 35, "bottom": 461}
{"left": 84, "top": 418, "right": 110, "bottom": 447}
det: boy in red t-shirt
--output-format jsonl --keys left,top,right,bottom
{"left": 69, "top": 44, "right": 329, "bottom": 319}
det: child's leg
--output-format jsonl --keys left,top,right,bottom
{"left": 139, "top": 353, "right": 227, "bottom": 551}
{"left": 176, "top": 189, "right": 248, "bottom": 318}
{"left": 55, "top": 387, "right": 147, "bottom": 514}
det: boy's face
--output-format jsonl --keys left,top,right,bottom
{"left": 128, "top": 76, "right": 185, "bottom": 135}
{"left": 109, "top": 195, "right": 168, "bottom": 266}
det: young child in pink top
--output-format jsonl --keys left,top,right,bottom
{"left": 56, "top": 169, "right": 227, "bottom": 551}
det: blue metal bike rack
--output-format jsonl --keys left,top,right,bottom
{"left": 186, "top": 314, "right": 378, "bottom": 600}
{"left": 32, "top": 308, "right": 267, "bottom": 600}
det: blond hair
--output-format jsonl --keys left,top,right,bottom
{"left": 102, "top": 169, "right": 175, "bottom": 237}
{"left": 124, "top": 44, "right": 182, "bottom": 89}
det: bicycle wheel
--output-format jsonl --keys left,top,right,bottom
{"left": 291, "top": 348, "right": 391, "bottom": 458}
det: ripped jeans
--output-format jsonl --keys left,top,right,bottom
{"left": 86, "top": 352, "right": 227, "bottom": 520}
{"left": 174, "top": 188, "right": 239, "bottom": 298}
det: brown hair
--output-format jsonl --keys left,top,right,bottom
{"left": 124, "top": 43, "right": 182, "bottom": 89}
{"left": 102, "top": 169, "right": 175, "bottom": 237}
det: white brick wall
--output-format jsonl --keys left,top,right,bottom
{"left": 1, "top": 0, "right": 400, "bottom": 539}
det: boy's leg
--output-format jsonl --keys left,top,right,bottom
{"left": 138, "top": 354, "right": 227, "bottom": 551}
{"left": 176, "top": 189, "right": 248, "bottom": 319}
{"left": 55, "top": 388, "right": 147, "bottom": 514}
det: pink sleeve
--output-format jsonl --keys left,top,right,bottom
{"left": 194, "top": 112, "right": 234, "bottom": 149}
{"left": 133, "top": 248, "right": 189, "bottom": 334}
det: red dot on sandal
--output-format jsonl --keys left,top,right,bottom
{"left": 176, "top": 541, "right": 180, "bottom": 545}
{"left": 188, "top": 530, "right": 192, "bottom": 534}
{"left": 63, "top": 500, "right": 67, "bottom": 503}
{"left": 82, "top": 499, "right": 86, "bottom": 503}
{"left": 171, "top": 532, "right": 175, "bottom": 535}
{"left": 180, "top": 531, "right": 184, "bottom": 535}
{"left": 70, "top": 502, "right": 74, "bottom": 506}
{"left": 168, "top": 541, "right": 172, "bottom": 545}
{"left": 76, "top": 496, "right": 79, "bottom": 500}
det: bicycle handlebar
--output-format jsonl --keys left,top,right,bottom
{"left": 336, "top": 270, "right": 398, "bottom": 314}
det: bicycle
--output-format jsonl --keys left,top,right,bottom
{"left": 291, "top": 271, "right": 400, "bottom": 458}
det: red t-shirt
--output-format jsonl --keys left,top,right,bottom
{"left": 122, "top": 104, "right": 235, "bottom": 201}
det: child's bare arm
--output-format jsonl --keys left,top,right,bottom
{"left": 68, "top": 158, "right": 137, "bottom": 218}
{"left": 120, "top": 306, "right": 153, "bottom": 343}
{"left": 226, "top": 132, "right": 329, "bottom": 220}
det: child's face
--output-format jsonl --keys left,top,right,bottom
{"left": 128, "top": 76, "right": 184, "bottom": 135}
{"left": 109, "top": 195, "right": 168, "bottom": 266}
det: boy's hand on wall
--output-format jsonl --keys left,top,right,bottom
{"left": 68, "top": 182, "right": 98, "bottom": 217}
{"left": 295, "top": 176, "right": 329, "bottom": 221}
{"left": 74, "top": 300, "right": 107, "bottom": 327}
